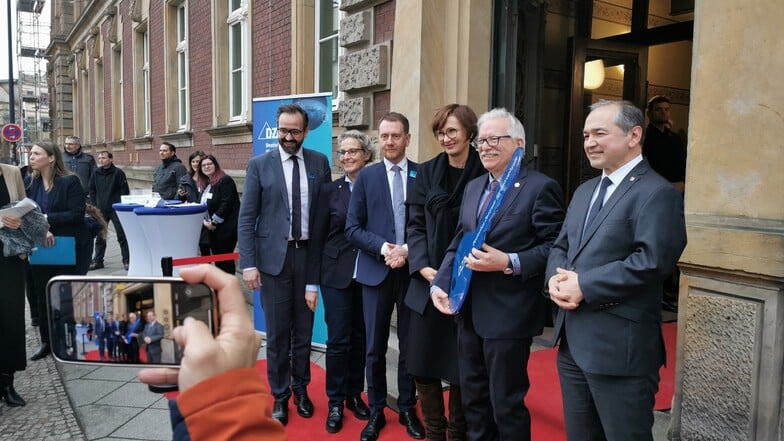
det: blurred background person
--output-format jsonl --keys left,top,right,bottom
{"left": 405, "top": 104, "right": 484, "bottom": 440}
{"left": 118, "top": 313, "right": 129, "bottom": 361}
{"left": 198, "top": 155, "right": 240, "bottom": 274}
{"left": 106, "top": 314, "right": 119, "bottom": 360}
{"left": 0, "top": 163, "right": 34, "bottom": 407}
{"left": 26, "top": 142, "right": 89, "bottom": 361}
{"left": 310, "top": 130, "right": 374, "bottom": 433}
{"left": 177, "top": 150, "right": 206, "bottom": 203}
{"left": 62, "top": 135, "right": 95, "bottom": 192}
{"left": 88, "top": 150, "right": 130, "bottom": 271}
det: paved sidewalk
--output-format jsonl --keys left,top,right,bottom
{"left": 1, "top": 226, "right": 674, "bottom": 440}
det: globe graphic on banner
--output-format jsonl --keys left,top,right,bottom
{"left": 295, "top": 98, "right": 328, "bottom": 131}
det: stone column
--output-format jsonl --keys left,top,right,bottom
{"left": 672, "top": 1, "right": 784, "bottom": 440}
{"left": 389, "top": 0, "right": 491, "bottom": 162}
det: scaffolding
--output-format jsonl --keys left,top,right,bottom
{"left": 16, "top": 0, "right": 50, "bottom": 159}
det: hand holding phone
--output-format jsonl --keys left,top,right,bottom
{"left": 139, "top": 265, "right": 262, "bottom": 393}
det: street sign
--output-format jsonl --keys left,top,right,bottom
{"left": 2, "top": 124, "right": 23, "bottom": 143}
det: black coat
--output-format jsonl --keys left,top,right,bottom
{"left": 26, "top": 175, "right": 88, "bottom": 246}
{"left": 403, "top": 148, "right": 485, "bottom": 382}
{"left": 88, "top": 164, "right": 130, "bottom": 211}
{"left": 203, "top": 175, "right": 240, "bottom": 245}
{"left": 310, "top": 177, "right": 358, "bottom": 289}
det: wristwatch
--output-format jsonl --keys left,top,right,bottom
{"left": 503, "top": 255, "right": 514, "bottom": 275}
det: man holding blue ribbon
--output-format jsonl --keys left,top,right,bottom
{"left": 431, "top": 108, "right": 565, "bottom": 441}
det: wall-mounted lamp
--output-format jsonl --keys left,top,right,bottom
{"left": 584, "top": 59, "right": 605, "bottom": 90}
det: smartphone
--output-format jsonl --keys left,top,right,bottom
{"left": 47, "top": 276, "right": 218, "bottom": 367}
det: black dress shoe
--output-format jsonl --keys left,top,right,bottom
{"left": 294, "top": 390, "right": 314, "bottom": 418}
{"left": 346, "top": 394, "right": 371, "bottom": 420}
{"left": 30, "top": 343, "right": 50, "bottom": 361}
{"left": 272, "top": 400, "right": 288, "bottom": 426}
{"left": 326, "top": 405, "right": 343, "bottom": 433}
{"left": 399, "top": 409, "right": 426, "bottom": 439}
{"left": 360, "top": 411, "right": 386, "bottom": 441}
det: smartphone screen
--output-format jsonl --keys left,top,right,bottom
{"left": 47, "top": 276, "right": 218, "bottom": 367}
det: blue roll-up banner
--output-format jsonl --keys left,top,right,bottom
{"left": 251, "top": 93, "right": 333, "bottom": 348}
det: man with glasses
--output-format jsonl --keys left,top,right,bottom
{"left": 431, "top": 108, "right": 565, "bottom": 441}
{"left": 153, "top": 142, "right": 188, "bottom": 200}
{"left": 238, "top": 103, "right": 331, "bottom": 426}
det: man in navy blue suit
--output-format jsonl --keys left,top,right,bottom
{"left": 345, "top": 112, "right": 425, "bottom": 441}
{"left": 547, "top": 100, "right": 686, "bottom": 441}
{"left": 431, "top": 108, "right": 565, "bottom": 441}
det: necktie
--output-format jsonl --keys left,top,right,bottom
{"left": 478, "top": 180, "right": 498, "bottom": 220}
{"left": 582, "top": 176, "right": 612, "bottom": 242}
{"left": 291, "top": 157, "right": 302, "bottom": 240}
{"left": 392, "top": 165, "right": 405, "bottom": 244}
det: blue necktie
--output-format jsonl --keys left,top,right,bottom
{"left": 291, "top": 157, "right": 302, "bottom": 240}
{"left": 392, "top": 165, "right": 405, "bottom": 244}
{"left": 478, "top": 180, "right": 498, "bottom": 220}
{"left": 582, "top": 177, "right": 612, "bottom": 243}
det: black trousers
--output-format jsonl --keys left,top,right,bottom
{"left": 93, "top": 210, "right": 129, "bottom": 263}
{"left": 259, "top": 245, "right": 313, "bottom": 401}
{"left": 361, "top": 268, "right": 415, "bottom": 413}
{"left": 458, "top": 312, "right": 532, "bottom": 441}
{"left": 322, "top": 281, "right": 366, "bottom": 408}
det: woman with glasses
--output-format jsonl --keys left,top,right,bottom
{"left": 404, "top": 104, "right": 485, "bottom": 441}
{"left": 198, "top": 154, "right": 240, "bottom": 274}
{"left": 309, "top": 130, "right": 374, "bottom": 433}
{"left": 177, "top": 150, "right": 206, "bottom": 203}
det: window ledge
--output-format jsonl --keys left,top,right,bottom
{"left": 160, "top": 131, "right": 194, "bottom": 149}
{"left": 205, "top": 123, "right": 253, "bottom": 145}
{"left": 109, "top": 140, "right": 127, "bottom": 151}
{"left": 130, "top": 136, "right": 153, "bottom": 150}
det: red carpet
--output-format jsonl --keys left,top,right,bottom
{"left": 528, "top": 322, "right": 678, "bottom": 440}
{"left": 160, "top": 322, "right": 677, "bottom": 439}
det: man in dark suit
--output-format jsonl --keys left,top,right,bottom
{"left": 546, "top": 100, "right": 687, "bottom": 441}
{"left": 142, "top": 311, "right": 165, "bottom": 364}
{"left": 431, "top": 108, "right": 565, "bottom": 441}
{"left": 238, "top": 103, "right": 331, "bottom": 426}
{"left": 345, "top": 112, "right": 425, "bottom": 441}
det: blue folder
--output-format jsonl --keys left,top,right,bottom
{"left": 29, "top": 236, "right": 76, "bottom": 265}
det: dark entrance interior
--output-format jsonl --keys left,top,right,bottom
{"left": 491, "top": 0, "right": 694, "bottom": 199}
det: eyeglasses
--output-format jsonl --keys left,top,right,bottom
{"left": 435, "top": 127, "right": 460, "bottom": 141}
{"left": 278, "top": 128, "right": 304, "bottom": 137}
{"left": 475, "top": 135, "right": 513, "bottom": 148}
{"left": 337, "top": 148, "right": 365, "bottom": 157}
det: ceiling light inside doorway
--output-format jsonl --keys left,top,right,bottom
{"left": 584, "top": 59, "right": 605, "bottom": 90}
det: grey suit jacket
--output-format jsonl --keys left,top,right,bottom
{"left": 143, "top": 321, "right": 164, "bottom": 355}
{"left": 546, "top": 158, "right": 686, "bottom": 376}
{"left": 238, "top": 147, "right": 331, "bottom": 280}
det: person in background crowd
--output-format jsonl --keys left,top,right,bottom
{"left": 26, "top": 142, "right": 89, "bottom": 361}
{"left": 139, "top": 264, "right": 287, "bottom": 441}
{"left": 547, "top": 100, "right": 686, "bottom": 441}
{"left": 94, "top": 313, "right": 107, "bottom": 360}
{"left": 88, "top": 150, "right": 130, "bottom": 271}
{"left": 310, "top": 130, "right": 374, "bottom": 433}
{"left": 118, "top": 313, "right": 129, "bottom": 361}
{"left": 345, "top": 112, "right": 425, "bottom": 441}
{"left": 62, "top": 136, "right": 95, "bottom": 193}
{"left": 177, "top": 150, "right": 206, "bottom": 203}
{"left": 0, "top": 163, "right": 33, "bottom": 407}
{"left": 106, "top": 314, "right": 119, "bottom": 360}
{"left": 405, "top": 104, "right": 485, "bottom": 441}
{"left": 153, "top": 142, "right": 188, "bottom": 200}
{"left": 431, "top": 108, "right": 565, "bottom": 441}
{"left": 198, "top": 154, "right": 240, "bottom": 274}
{"left": 124, "top": 312, "right": 142, "bottom": 363}
{"left": 238, "top": 103, "right": 331, "bottom": 426}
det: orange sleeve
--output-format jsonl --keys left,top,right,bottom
{"left": 175, "top": 367, "right": 287, "bottom": 441}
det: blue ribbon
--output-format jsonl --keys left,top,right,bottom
{"left": 448, "top": 148, "right": 524, "bottom": 313}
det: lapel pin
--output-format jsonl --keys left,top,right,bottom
{"left": 630, "top": 176, "right": 636, "bottom": 182}
{"left": 514, "top": 182, "right": 521, "bottom": 188}
{"left": 409, "top": 170, "right": 417, "bottom": 178}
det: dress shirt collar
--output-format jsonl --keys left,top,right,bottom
{"left": 602, "top": 154, "right": 643, "bottom": 186}
{"left": 383, "top": 157, "right": 408, "bottom": 173}
{"left": 279, "top": 146, "right": 304, "bottom": 162}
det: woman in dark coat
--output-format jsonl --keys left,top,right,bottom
{"left": 198, "top": 155, "right": 240, "bottom": 274}
{"left": 26, "top": 142, "right": 88, "bottom": 361}
{"left": 309, "top": 130, "right": 374, "bottom": 433}
{"left": 176, "top": 150, "right": 206, "bottom": 203}
{"left": 405, "top": 104, "right": 485, "bottom": 441}
{"left": 0, "top": 164, "right": 32, "bottom": 406}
